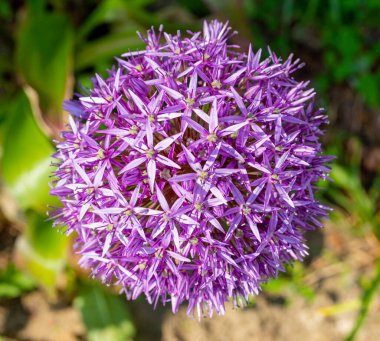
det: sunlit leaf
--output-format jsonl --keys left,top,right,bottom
{"left": 1, "top": 92, "right": 56, "bottom": 212}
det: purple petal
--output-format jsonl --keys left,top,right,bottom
{"left": 128, "top": 89, "right": 148, "bottom": 115}
{"left": 156, "top": 154, "right": 181, "bottom": 169}
{"left": 72, "top": 162, "right": 92, "bottom": 185}
{"left": 80, "top": 96, "right": 107, "bottom": 104}
{"left": 181, "top": 144, "right": 197, "bottom": 167}
{"left": 102, "top": 233, "right": 113, "bottom": 257}
{"left": 224, "top": 67, "right": 246, "bottom": 84}
{"left": 209, "top": 99, "right": 218, "bottom": 132}
{"left": 152, "top": 222, "right": 167, "bottom": 238}
{"left": 193, "top": 108, "right": 210, "bottom": 124}
{"left": 146, "top": 120, "right": 153, "bottom": 146}
{"left": 93, "top": 207, "right": 125, "bottom": 214}
{"left": 171, "top": 197, "right": 186, "bottom": 211}
{"left": 204, "top": 142, "right": 221, "bottom": 170}
{"left": 220, "top": 122, "right": 248, "bottom": 136}
{"left": 171, "top": 224, "right": 181, "bottom": 251}
{"left": 147, "top": 159, "right": 156, "bottom": 192}
{"left": 157, "top": 112, "right": 183, "bottom": 121}
{"left": 210, "top": 186, "right": 228, "bottom": 204}
{"left": 230, "top": 87, "right": 248, "bottom": 116}
{"left": 94, "top": 162, "right": 107, "bottom": 188}
{"left": 225, "top": 214, "right": 242, "bottom": 240}
{"left": 166, "top": 250, "right": 190, "bottom": 262}
{"left": 246, "top": 215, "right": 261, "bottom": 242}
{"left": 119, "top": 157, "right": 146, "bottom": 174}
{"left": 228, "top": 182, "right": 244, "bottom": 205}
{"left": 133, "top": 207, "right": 162, "bottom": 216}
{"left": 247, "top": 179, "right": 266, "bottom": 205}
{"left": 130, "top": 184, "right": 141, "bottom": 206}
{"left": 274, "top": 183, "right": 295, "bottom": 208}
{"left": 155, "top": 185, "right": 169, "bottom": 211}
{"left": 182, "top": 116, "right": 208, "bottom": 137}
{"left": 220, "top": 142, "right": 244, "bottom": 163}
{"left": 169, "top": 173, "right": 197, "bottom": 182}
{"left": 214, "top": 168, "right": 240, "bottom": 176}
{"left": 159, "top": 85, "right": 184, "bottom": 100}
{"left": 155, "top": 132, "right": 182, "bottom": 152}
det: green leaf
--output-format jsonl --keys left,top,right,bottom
{"left": 16, "top": 10, "right": 73, "bottom": 114}
{"left": 1, "top": 92, "right": 56, "bottom": 212}
{"left": 0, "top": 263, "right": 36, "bottom": 298}
{"left": 74, "top": 282, "right": 135, "bottom": 341}
{"left": 15, "top": 210, "right": 68, "bottom": 293}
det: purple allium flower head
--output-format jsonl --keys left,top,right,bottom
{"left": 51, "top": 20, "right": 332, "bottom": 317}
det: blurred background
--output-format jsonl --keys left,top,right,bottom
{"left": 0, "top": 0, "right": 379, "bottom": 340}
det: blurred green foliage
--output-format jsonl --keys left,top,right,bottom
{"left": 0, "top": 0, "right": 379, "bottom": 340}
{"left": 262, "top": 262, "right": 316, "bottom": 303}
{"left": 16, "top": 8, "right": 73, "bottom": 116}
{"left": 0, "top": 264, "right": 35, "bottom": 298}
{"left": 321, "top": 136, "right": 380, "bottom": 239}
{"left": 242, "top": 0, "right": 380, "bottom": 108}
{"left": 15, "top": 210, "right": 69, "bottom": 293}
{"left": 74, "top": 281, "right": 136, "bottom": 341}
{"left": 346, "top": 258, "right": 380, "bottom": 341}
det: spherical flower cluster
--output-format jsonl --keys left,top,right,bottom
{"left": 51, "top": 20, "right": 332, "bottom": 317}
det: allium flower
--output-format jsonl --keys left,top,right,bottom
{"left": 51, "top": 20, "right": 332, "bottom": 317}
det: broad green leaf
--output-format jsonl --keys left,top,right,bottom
{"left": 16, "top": 10, "right": 73, "bottom": 114}
{"left": 15, "top": 211, "right": 68, "bottom": 293}
{"left": 1, "top": 92, "right": 55, "bottom": 212}
{"left": 0, "top": 263, "right": 36, "bottom": 298}
{"left": 74, "top": 282, "right": 135, "bottom": 341}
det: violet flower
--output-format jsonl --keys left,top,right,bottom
{"left": 50, "top": 20, "right": 332, "bottom": 317}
